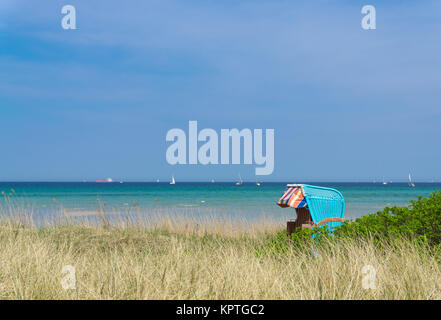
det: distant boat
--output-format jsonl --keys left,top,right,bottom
{"left": 170, "top": 176, "right": 176, "bottom": 185}
{"left": 408, "top": 173, "right": 415, "bottom": 187}
{"left": 96, "top": 178, "right": 114, "bottom": 183}
{"left": 235, "top": 173, "right": 243, "bottom": 186}
{"left": 256, "top": 181, "right": 261, "bottom": 186}
{"left": 382, "top": 177, "right": 387, "bottom": 185}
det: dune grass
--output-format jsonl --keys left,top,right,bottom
{"left": 0, "top": 209, "right": 441, "bottom": 300}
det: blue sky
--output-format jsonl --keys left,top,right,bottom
{"left": 1, "top": 0, "right": 441, "bottom": 182}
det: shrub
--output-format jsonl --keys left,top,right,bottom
{"left": 260, "top": 191, "right": 441, "bottom": 255}
{"left": 334, "top": 191, "right": 441, "bottom": 246}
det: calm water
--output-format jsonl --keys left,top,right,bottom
{"left": 0, "top": 182, "right": 440, "bottom": 222}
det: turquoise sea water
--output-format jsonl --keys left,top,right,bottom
{"left": 0, "top": 182, "right": 440, "bottom": 223}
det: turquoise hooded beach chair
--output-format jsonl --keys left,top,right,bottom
{"left": 277, "top": 184, "right": 345, "bottom": 235}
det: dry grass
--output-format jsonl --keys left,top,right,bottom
{"left": 0, "top": 210, "right": 441, "bottom": 300}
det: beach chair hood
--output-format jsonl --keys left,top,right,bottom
{"left": 277, "top": 184, "right": 345, "bottom": 229}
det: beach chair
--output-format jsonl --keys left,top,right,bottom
{"left": 277, "top": 184, "right": 345, "bottom": 235}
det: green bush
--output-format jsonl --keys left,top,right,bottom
{"left": 259, "top": 191, "right": 441, "bottom": 255}
{"left": 334, "top": 191, "right": 441, "bottom": 246}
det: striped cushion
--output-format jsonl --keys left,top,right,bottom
{"left": 277, "top": 187, "right": 307, "bottom": 208}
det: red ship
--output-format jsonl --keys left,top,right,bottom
{"left": 95, "top": 178, "right": 114, "bottom": 183}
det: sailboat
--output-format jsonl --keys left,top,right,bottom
{"left": 235, "top": 173, "right": 243, "bottom": 186}
{"left": 170, "top": 176, "right": 176, "bottom": 185}
{"left": 408, "top": 173, "right": 415, "bottom": 187}
{"left": 382, "top": 177, "right": 388, "bottom": 185}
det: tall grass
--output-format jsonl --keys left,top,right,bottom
{"left": 0, "top": 200, "right": 440, "bottom": 299}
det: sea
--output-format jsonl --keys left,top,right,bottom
{"left": 0, "top": 182, "right": 440, "bottom": 224}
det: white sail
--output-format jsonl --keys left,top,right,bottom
{"left": 235, "top": 173, "right": 243, "bottom": 186}
{"left": 170, "top": 176, "right": 175, "bottom": 185}
{"left": 408, "top": 173, "right": 415, "bottom": 187}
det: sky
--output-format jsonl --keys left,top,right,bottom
{"left": 0, "top": 0, "right": 441, "bottom": 182}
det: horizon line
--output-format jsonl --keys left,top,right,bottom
{"left": 0, "top": 180, "right": 439, "bottom": 184}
